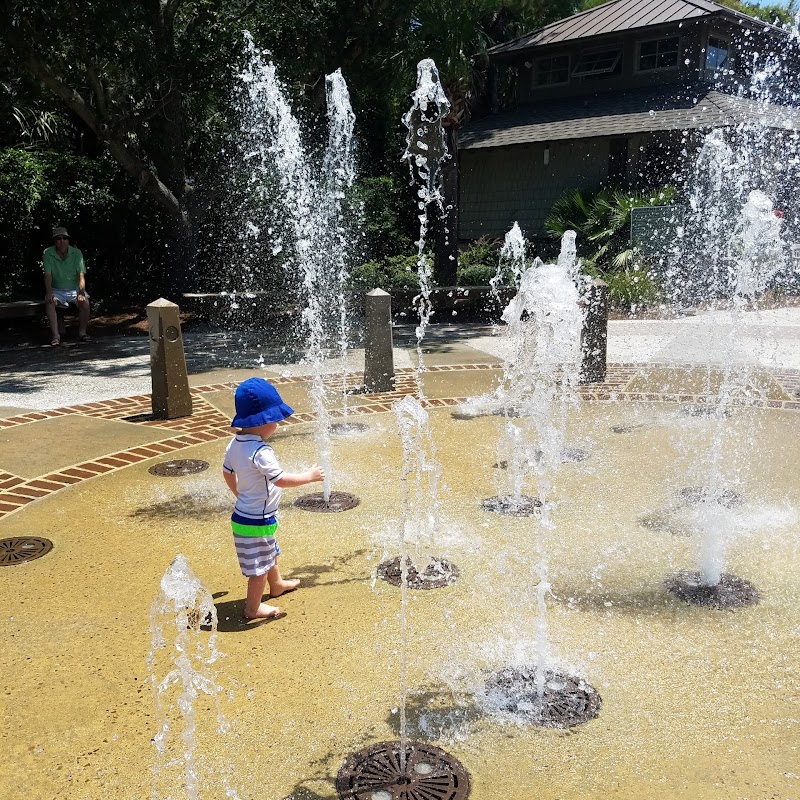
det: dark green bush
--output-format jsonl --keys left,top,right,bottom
{"left": 350, "top": 254, "right": 421, "bottom": 290}
{"left": 348, "top": 176, "right": 415, "bottom": 264}
{"left": 457, "top": 262, "right": 497, "bottom": 285}
{"left": 584, "top": 262, "right": 664, "bottom": 310}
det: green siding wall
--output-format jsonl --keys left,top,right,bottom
{"left": 459, "top": 140, "right": 609, "bottom": 240}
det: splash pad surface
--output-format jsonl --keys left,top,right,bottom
{"left": 1, "top": 364, "right": 800, "bottom": 800}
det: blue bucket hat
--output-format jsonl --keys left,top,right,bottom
{"left": 231, "top": 378, "right": 294, "bottom": 428}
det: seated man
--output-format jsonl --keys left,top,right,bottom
{"left": 43, "top": 226, "right": 91, "bottom": 345}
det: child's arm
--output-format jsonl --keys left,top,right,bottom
{"left": 223, "top": 470, "right": 238, "bottom": 497}
{"left": 274, "top": 465, "right": 325, "bottom": 488}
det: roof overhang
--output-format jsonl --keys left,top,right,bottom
{"left": 459, "top": 86, "right": 800, "bottom": 149}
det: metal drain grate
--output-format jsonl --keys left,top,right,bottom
{"left": 681, "top": 405, "right": 732, "bottom": 419}
{"left": 481, "top": 495, "right": 541, "bottom": 516}
{"left": 293, "top": 491, "right": 360, "bottom": 513}
{"left": 148, "top": 459, "right": 209, "bottom": 477}
{"left": 331, "top": 422, "right": 370, "bottom": 435}
{"left": 377, "top": 556, "right": 459, "bottom": 589}
{"left": 560, "top": 447, "right": 590, "bottom": 463}
{"left": 484, "top": 667, "right": 601, "bottom": 729}
{"left": 610, "top": 423, "right": 646, "bottom": 434}
{"left": 336, "top": 740, "right": 470, "bottom": 800}
{"left": 0, "top": 537, "right": 53, "bottom": 566}
{"left": 665, "top": 570, "right": 760, "bottom": 609}
{"left": 677, "top": 486, "right": 744, "bottom": 508}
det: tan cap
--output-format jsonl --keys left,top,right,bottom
{"left": 52, "top": 226, "right": 69, "bottom": 238}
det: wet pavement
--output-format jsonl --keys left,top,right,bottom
{"left": 2, "top": 311, "right": 800, "bottom": 799}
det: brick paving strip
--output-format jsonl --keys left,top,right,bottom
{"left": 1, "top": 365, "right": 799, "bottom": 520}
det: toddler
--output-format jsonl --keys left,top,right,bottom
{"left": 223, "top": 377, "right": 324, "bottom": 619}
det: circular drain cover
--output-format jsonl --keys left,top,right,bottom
{"left": 149, "top": 459, "right": 209, "bottom": 477}
{"left": 677, "top": 486, "right": 744, "bottom": 508}
{"left": 331, "top": 421, "right": 370, "bottom": 435}
{"left": 560, "top": 447, "right": 590, "bottom": 463}
{"left": 336, "top": 740, "right": 470, "bottom": 800}
{"left": 484, "top": 667, "right": 601, "bottom": 729}
{"left": 482, "top": 495, "right": 541, "bottom": 516}
{"left": 666, "top": 570, "right": 760, "bottom": 609}
{"left": 293, "top": 491, "right": 360, "bottom": 513}
{"left": 682, "top": 405, "right": 732, "bottom": 419}
{"left": 610, "top": 423, "right": 644, "bottom": 434}
{"left": 377, "top": 556, "right": 459, "bottom": 589}
{"left": 0, "top": 537, "right": 53, "bottom": 566}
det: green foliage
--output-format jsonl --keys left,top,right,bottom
{"left": 349, "top": 177, "right": 416, "bottom": 263}
{"left": 584, "top": 262, "right": 664, "bottom": 311}
{"left": 456, "top": 236, "right": 502, "bottom": 284}
{"left": 350, "top": 254, "right": 422, "bottom": 290}
{"left": 545, "top": 185, "right": 677, "bottom": 271}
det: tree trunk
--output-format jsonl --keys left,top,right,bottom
{"left": 434, "top": 124, "right": 459, "bottom": 286}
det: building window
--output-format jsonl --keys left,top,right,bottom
{"left": 706, "top": 36, "right": 730, "bottom": 70}
{"left": 572, "top": 47, "right": 623, "bottom": 77}
{"left": 535, "top": 55, "right": 570, "bottom": 86}
{"left": 638, "top": 36, "right": 680, "bottom": 71}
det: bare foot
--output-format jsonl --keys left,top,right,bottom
{"left": 269, "top": 578, "right": 300, "bottom": 598}
{"left": 244, "top": 602, "right": 281, "bottom": 620}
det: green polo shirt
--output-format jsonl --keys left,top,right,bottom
{"left": 43, "top": 245, "right": 85, "bottom": 290}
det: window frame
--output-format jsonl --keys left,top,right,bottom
{"left": 705, "top": 35, "right": 732, "bottom": 72}
{"left": 533, "top": 54, "right": 571, "bottom": 87}
{"left": 571, "top": 46, "right": 623, "bottom": 78}
{"left": 636, "top": 35, "right": 682, "bottom": 73}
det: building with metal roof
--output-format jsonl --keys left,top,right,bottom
{"left": 458, "top": 0, "right": 798, "bottom": 241}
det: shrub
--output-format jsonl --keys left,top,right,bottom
{"left": 584, "top": 261, "right": 664, "bottom": 311}
{"left": 546, "top": 185, "right": 677, "bottom": 272}
{"left": 348, "top": 176, "right": 415, "bottom": 263}
{"left": 456, "top": 236, "right": 518, "bottom": 286}
{"left": 350, "top": 254, "right": 421, "bottom": 290}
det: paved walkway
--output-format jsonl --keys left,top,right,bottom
{"left": 3, "top": 307, "right": 800, "bottom": 411}
{"left": 2, "top": 309, "right": 800, "bottom": 521}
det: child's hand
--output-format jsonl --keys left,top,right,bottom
{"left": 308, "top": 465, "right": 325, "bottom": 483}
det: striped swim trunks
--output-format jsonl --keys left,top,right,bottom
{"left": 231, "top": 514, "right": 281, "bottom": 577}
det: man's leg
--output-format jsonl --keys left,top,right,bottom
{"left": 77, "top": 297, "right": 90, "bottom": 338}
{"left": 45, "top": 297, "right": 59, "bottom": 342}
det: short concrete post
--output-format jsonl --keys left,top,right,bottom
{"left": 363, "top": 288, "right": 394, "bottom": 393}
{"left": 580, "top": 278, "right": 610, "bottom": 384}
{"left": 147, "top": 298, "right": 193, "bottom": 419}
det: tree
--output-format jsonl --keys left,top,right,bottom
{"left": 1, "top": 0, "right": 434, "bottom": 293}
{"left": 0, "top": 0, "right": 259, "bottom": 290}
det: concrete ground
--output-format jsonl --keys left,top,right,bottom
{"left": 2, "top": 310, "right": 800, "bottom": 800}
{"left": 3, "top": 306, "right": 800, "bottom": 411}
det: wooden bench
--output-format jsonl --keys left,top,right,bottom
{"left": 0, "top": 300, "right": 45, "bottom": 320}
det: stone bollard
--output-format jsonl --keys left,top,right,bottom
{"left": 363, "top": 288, "right": 394, "bottom": 393}
{"left": 580, "top": 278, "right": 610, "bottom": 384}
{"left": 147, "top": 298, "right": 193, "bottom": 419}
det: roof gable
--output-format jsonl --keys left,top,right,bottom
{"left": 490, "top": 0, "right": 782, "bottom": 56}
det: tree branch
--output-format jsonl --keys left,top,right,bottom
{"left": 116, "top": 85, "right": 180, "bottom": 133}
{"left": 86, "top": 63, "right": 109, "bottom": 119}
{"left": 8, "top": 33, "right": 185, "bottom": 222}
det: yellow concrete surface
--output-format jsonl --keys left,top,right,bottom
{"left": 1, "top": 402, "right": 799, "bottom": 800}
{"left": 421, "top": 367, "right": 502, "bottom": 400}
{"left": 0, "top": 415, "right": 180, "bottom": 479}
{"left": 0, "top": 406, "right": 34, "bottom": 419}
{"left": 625, "top": 366, "right": 791, "bottom": 401}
